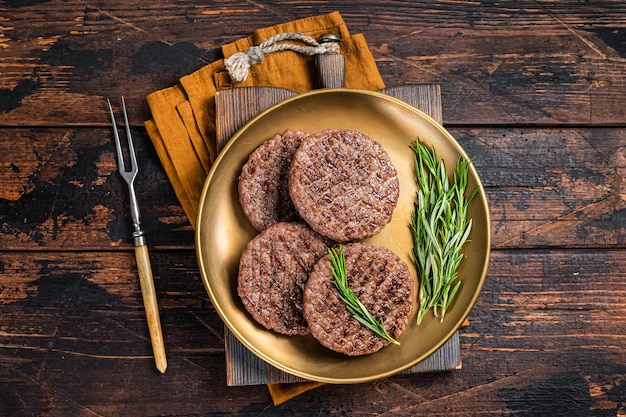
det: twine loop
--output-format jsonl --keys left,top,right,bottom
{"left": 224, "top": 32, "right": 340, "bottom": 83}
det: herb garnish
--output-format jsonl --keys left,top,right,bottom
{"left": 328, "top": 246, "right": 400, "bottom": 345}
{"left": 410, "top": 139, "right": 478, "bottom": 325}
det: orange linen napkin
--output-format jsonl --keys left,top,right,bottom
{"left": 145, "top": 11, "right": 384, "bottom": 228}
{"left": 144, "top": 11, "right": 384, "bottom": 404}
{"left": 267, "top": 382, "right": 326, "bottom": 406}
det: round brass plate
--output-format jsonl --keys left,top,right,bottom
{"left": 196, "top": 89, "right": 490, "bottom": 384}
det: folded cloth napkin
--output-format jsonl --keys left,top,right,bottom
{"left": 144, "top": 11, "right": 385, "bottom": 404}
{"left": 145, "top": 11, "right": 385, "bottom": 228}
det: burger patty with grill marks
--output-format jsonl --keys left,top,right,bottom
{"left": 237, "top": 221, "right": 332, "bottom": 336}
{"left": 303, "top": 242, "right": 414, "bottom": 356}
{"left": 238, "top": 129, "right": 308, "bottom": 231}
{"left": 288, "top": 129, "right": 399, "bottom": 242}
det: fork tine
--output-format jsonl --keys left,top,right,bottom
{"left": 107, "top": 98, "right": 127, "bottom": 175}
{"left": 107, "top": 97, "right": 138, "bottom": 183}
{"left": 121, "top": 97, "right": 138, "bottom": 171}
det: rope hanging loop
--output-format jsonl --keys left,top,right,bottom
{"left": 224, "top": 32, "right": 341, "bottom": 83}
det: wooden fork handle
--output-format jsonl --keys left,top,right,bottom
{"left": 135, "top": 244, "right": 168, "bottom": 373}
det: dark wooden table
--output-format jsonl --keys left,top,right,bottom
{"left": 2, "top": 1, "right": 625, "bottom": 416}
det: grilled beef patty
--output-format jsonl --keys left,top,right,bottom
{"left": 238, "top": 129, "right": 308, "bottom": 231}
{"left": 237, "top": 222, "right": 331, "bottom": 336}
{"left": 288, "top": 129, "right": 399, "bottom": 242}
{"left": 303, "top": 242, "right": 414, "bottom": 356}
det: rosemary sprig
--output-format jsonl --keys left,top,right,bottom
{"left": 410, "top": 139, "right": 478, "bottom": 325}
{"left": 328, "top": 246, "right": 400, "bottom": 345}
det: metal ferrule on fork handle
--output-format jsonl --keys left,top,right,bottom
{"left": 133, "top": 230, "right": 147, "bottom": 247}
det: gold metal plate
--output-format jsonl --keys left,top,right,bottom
{"left": 196, "top": 89, "right": 490, "bottom": 384}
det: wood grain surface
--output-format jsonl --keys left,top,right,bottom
{"left": 1, "top": 1, "right": 625, "bottom": 416}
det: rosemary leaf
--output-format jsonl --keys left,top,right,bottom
{"left": 328, "top": 246, "right": 400, "bottom": 345}
{"left": 410, "top": 139, "right": 478, "bottom": 325}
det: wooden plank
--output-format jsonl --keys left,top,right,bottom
{"left": 1, "top": 1, "right": 626, "bottom": 126}
{"left": 0, "top": 1, "right": 624, "bottom": 415}
{"left": 384, "top": 84, "right": 442, "bottom": 124}
{"left": 1, "top": 127, "right": 622, "bottom": 250}
{"left": 225, "top": 330, "right": 461, "bottom": 385}
{"left": 0, "top": 127, "right": 194, "bottom": 250}
{"left": 215, "top": 87, "right": 297, "bottom": 152}
{"left": 455, "top": 127, "right": 626, "bottom": 249}
{"left": 0, "top": 249, "right": 624, "bottom": 415}
{"left": 0, "top": 251, "right": 223, "bottom": 351}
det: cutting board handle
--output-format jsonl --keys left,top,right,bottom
{"left": 315, "top": 34, "right": 345, "bottom": 88}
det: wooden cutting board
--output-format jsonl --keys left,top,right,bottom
{"left": 215, "top": 82, "right": 462, "bottom": 386}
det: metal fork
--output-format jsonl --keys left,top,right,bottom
{"left": 107, "top": 97, "right": 167, "bottom": 373}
